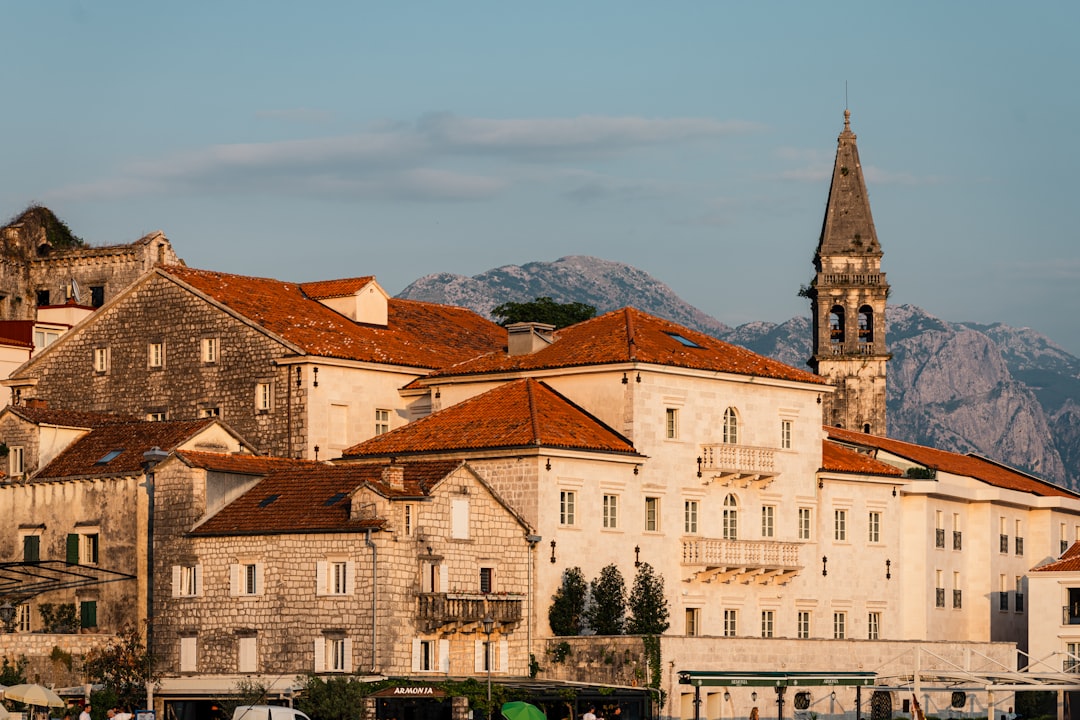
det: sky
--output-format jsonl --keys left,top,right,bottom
{"left": 2, "top": 2, "right": 1079, "bottom": 354}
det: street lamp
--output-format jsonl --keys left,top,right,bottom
{"left": 482, "top": 615, "right": 495, "bottom": 720}
{"left": 0, "top": 601, "right": 16, "bottom": 632}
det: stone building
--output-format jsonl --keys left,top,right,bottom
{"left": 807, "top": 110, "right": 890, "bottom": 435}
{"left": 0, "top": 205, "right": 179, "bottom": 320}
{"left": 147, "top": 452, "right": 534, "bottom": 715}
{"left": 0, "top": 405, "right": 249, "bottom": 684}
{"left": 3, "top": 265, "right": 505, "bottom": 458}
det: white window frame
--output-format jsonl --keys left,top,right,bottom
{"left": 148, "top": 342, "right": 164, "bottom": 368}
{"left": 80, "top": 533, "right": 100, "bottom": 565}
{"left": 603, "top": 494, "right": 619, "bottom": 529}
{"left": 869, "top": 511, "right": 881, "bottom": 543}
{"left": 685, "top": 607, "right": 700, "bottom": 637}
{"left": 8, "top": 446, "right": 24, "bottom": 478}
{"left": 316, "top": 560, "right": 355, "bottom": 596}
{"left": 16, "top": 603, "right": 31, "bottom": 632}
{"left": 199, "top": 406, "right": 221, "bottom": 418}
{"left": 834, "top": 509, "right": 847, "bottom": 541}
{"left": 780, "top": 419, "right": 792, "bottom": 449}
{"left": 722, "top": 494, "right": 738, "bottom": 540}
{"left": 798, "top": 507, "right": 812, "bottom": 540}
{"left": 375, "top": 408, "right": 390, "bottom": 435}
{"left": 560, "top": 490, "right": 576, "bottom": 526}
{"left": 761, "top": 505, "right": 775, "bottom": 538}
{"left": 315, "top": 636, "right": 352, "bottom": 673}
{"left": 868, "top": 611, "right": 881, "bottom": 640}
{"left": 172, "top": 564, "right": 202, "bottom": 598}
{"left": 645, "top": 497, "right": 660, "bottom": 532}
{"left": 231, "top": 562, "right": 264, "bottom": 596}
{"left": 201, "top": 337, "right": 218, "bottom": 363}
{"left": 761, "top": 610, "right": 774, "bottom": 638}
{"left": 403, "top": 504, "right": 414, "bottom": 536}
{"left": 256, "top": 382, "right": 271, "bottom": 411}
{"left": 723, "top": 407, "right": 738, "bottom": 444}
{"left": 684, "top": 500, "right": 699, "bottom": 534}
{"left": 723, "top": 609, "right": 738, "bottom": 637}
{"left": 797, "top": 611, "right": 810, "bottom": 639}
{"left": 147, "top": 411, "right": 166, "bottom": 422}
{"left": 833, "top": 612, "right": 846, "bottom": 639}
{"left": 93, "top": 347, "right": 109, "bottom": 373}
{"left": 665, "top": 408, "right": 679, "bottom": 439}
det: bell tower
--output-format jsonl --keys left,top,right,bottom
{"left": 808, "top": 109, "right": 890, "bottom": 435}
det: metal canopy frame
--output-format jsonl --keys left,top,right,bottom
{"left": 0, "top": 560, "right": 136, "bottom": 602}
{"left": 679, "top": 671, "right": 877, "bottom": 687}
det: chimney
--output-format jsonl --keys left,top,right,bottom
{"left": 24, "top": 398, "right": 48, "bottom": 410}
{"left": 382, "top": 464, "right": 405, "bottom": 491}
{"left": 506, "top": 322, "right": 555, "bottom": 356}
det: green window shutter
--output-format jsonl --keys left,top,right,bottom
{"left": 80, "top": 600, "right": 97, "bottom": 628}
{"left": 66, "top": 534, "right": 79, "bottom": 563}
{"left": 23, "top": 535, "right": 40, "bottom": 562}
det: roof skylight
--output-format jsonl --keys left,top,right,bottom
{"left": 665, "top": 332, "right": 703, "bottom": 348}
{"left": 95, "top": 449, "right": 124, "bottom": 465}
{"left": 258, "top": 494, "right": 280, "bottom": 508}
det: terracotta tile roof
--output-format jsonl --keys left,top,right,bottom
{"left": 34, "top": 419, "right": 216, "bottom": 479}
{"left": 6, "top": 406, "right": 140, "bottom": 428}
{"left": 826, "top": 426, "right": 1078, "bottom": 498}
{"left": 1032, "top": 541, "right": 1080, "bottom": 572}
{"left": 343, "top": 378, "right": 639, "bottom": 458}
{"left": 186, "top": 456, "right": 462, "bottom": 536}
{"left": 822, "top": 441, "right": 903, "bottom": 476}
{"left": 300, "top": 277, "right": 376, "bottom": 299}
{"left": 158, "top": 265, "right": 505, "bottom": 368}
{"left": 426, "top": 307, "right": 826, "bottom": 385}
{"left": 0, "top": 321, "right": 35, "bottom": 347}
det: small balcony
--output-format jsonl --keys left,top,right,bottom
{"left": 1063, "top": 606, "right": 1080, "bottom": 625}
{"left": 698, "top": 444, "right": 778, "bottom": 488}
{"left": 681, "top": 537, "right": 800, "bottom": 585}
{"left": 416, "top": 593, "right": 523, "bottom": 633}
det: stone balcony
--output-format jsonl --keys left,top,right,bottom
{"left": 681, "top": 537, "right": 801, "bottom": 585}
{"left": 416, "top": 592, "right": 524, "bottom": 633}
{"left": 698, "top": 443, "right": 778, "bottom": 488}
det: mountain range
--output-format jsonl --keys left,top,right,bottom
{"left": 399, "top": 255, "right": 1080, "bottom": 491}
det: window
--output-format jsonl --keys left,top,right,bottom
{"left": 603, "top": 495, "right": 619, "bottom": 529}
{"left": 645, "top": 497, "right": 660, "bottom": 532}
{"left": 722, "top": 494, "right": 738, "bottom": 540}
{"left": 1067, "top": 643, "right": 1080, "bottom": 673}
{"left": 935, "top": 570, "right": 945, "bottom": 608}
{"left": 560, "top": 491, "right": 576, "bottom": 526}
{"left": 256, "top": 382, "right": 271, "bottom": 411}
{"left": 723, "top": 407, "right": 738, "bottom": 444}
{"left": 723, "top": 609, "right": 738, "bottom": 637}
{"left": 89, "top": 285, "right": 105, "bottom": 307}
{"left": 180, "top": 636, "right": 197, "bottom": 673}
{"left": 33, "top": 329, "right": 60, "bottom": 349}
{"left": 686, "top": 608, "right": 700, "bottom": 636}
{"left": 480, "top": 567, "right": 494, "bottom": 594}
{"left": 316, "top": 635, "right": 352, "bottom": 673}
{"left": 833, "top": 612, "right": 846, "bottom": 639}
{"left": 452, "top": 499, "right": 469, "bottom": 539}
{"left": 665, "top": 408, "right": 679, "bottom": 439}
{"left": 199, "top": 407, "right": 221, "bottom": 418}
{"left": 21, "top": 534, "right": 40, "bottom": 562}
{"left": 684, "top": 500, "right": 698, "bottom": 534}
{"left": 93, "top": 347, "right": 109, "bottom": 373}
{"left": 80, "top": 600, "right": 97, "bottom": 629}
{"left": 172, "top": 565, "right": 201, "bottom": 597}
{"left": 419, "top": 640, "right": 435, "bottom": 671}
{"left": 1015, "top": 520, "right": 1024, "bottom": 555}
{"left": 797, "top": 611, "right": 810, "bottom": 639}
{"left": 403, "top": 504, "right": 414, "bottom": 536}
{"left": 329, "top": 638, "right": 347, "bottom": 672}
{"left": 8, "top": 446, "right": 23, "bottom": 478}
{"left": 67, "top": 533, "right": 99, "bottom": 565}
{"left": 413, "top": 638, "right": 448, "bottom": 673}
{"left": 999, "top": 575, "right": 1009, "bottom": 611}
{"left": 148, "top": 342, "right": 164, "bottom": 368}
{"left": 480, "top": 640, "right": 494, "bottom": 672}
{"left": 761, "top": 610, "right": 774, "bottom": 638}
{"left": 316, "top": 560, "right": 353, "bottom": 596}
{"left": 999, "top": 517, "right": 1008, "bottom": 553}
{"left": 868, "top": 511, "right": 881, "bottom": 543}
{"left": 375, "top": 409, "right": 390, "bottom": 435}
{"left": 332, "top": 562, "right": 348, "bottom": 594}
{"left": 780, "top": 419, "right": 792, "bottom": 449}
{"left": 231, "top": 562, "right": 263, "bottom": 596}
{"left": 798, "top": 508, "right": 812, "bottom": 540}
{"left": 238, "top": 636, "right": 257, "bottom": 673}
{"left": 200, "top": 337, "right": 218, "bottom": 363}
{"left": 953, "top": 571, "right": 962, "bottom": 609}
{"left": 868, "top": 611, "right": 881, "bottom": 640}
{"left": 834, "top": 509, "right": 847, "bottom": 541}
{"left": 16, "top": 604, "right": 31, "bottom": 633}
{"left": 147, "top": 411, "right": 166, "bottom": 422}
{"left": 1015, "top": 576, "right": 1025, "bottom": 613}
{"left": 761, "top": 506, "right": 775, "bottom": 538}
{"left": 36, "top": 289, "right": 50, "bottom": 307}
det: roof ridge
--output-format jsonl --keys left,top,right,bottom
{"left": 624, "top": 307, "right": 637, "bottom": 359}
{"left": 526, "top": 379, "right": 542, "bottom": 445}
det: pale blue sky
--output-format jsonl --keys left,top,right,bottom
{"left": 2, "top": 2, "right": 1078, "bottom": 353}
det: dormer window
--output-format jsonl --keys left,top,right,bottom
{"left": 95, "top": 449, "right": 124, "bottom": 465}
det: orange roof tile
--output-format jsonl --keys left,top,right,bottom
{"left": 186, "top": 456, "right": 462, "bottom": 536}
{"left": 300, "top": 277, "right": 376, "bottom": 299}
{"left": 822, "top": 440, "right": 903, "bottom": 476}
{"left": 343, "top": 378, "right": 639, "bottom": 458}
{"left": 1032, "top": 541, "right": 1080, "bottom": 572}
{"left": 159, "top": 265, "right": 505, "bottom": 368}
{"left": 426, "top": 307, "right": 827, "bottom": 385}
{"left": 34, "top": 419, "right": 216, "bottom": 479}
{"left": 6, "top": 406, "right": 140, "bottom": 428}
{"left": 826, "top": 426, "right": 1078, "bottom": 498}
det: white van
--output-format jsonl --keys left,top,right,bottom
{"left": 232, "top": 705, "right": 312, "bottom": 720}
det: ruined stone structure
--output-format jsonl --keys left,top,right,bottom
{"left": 0, "top": 206, "right": 179, "bottom": 319}
{"left": 808, "top": 110, "right": 891, "bottom": 435}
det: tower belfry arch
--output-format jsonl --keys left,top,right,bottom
{"left": 807, "top": 109, "right": 890, "bottom": 435}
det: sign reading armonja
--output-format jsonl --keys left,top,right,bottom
{"left": 371, "top": 687, "right": 447, "bottom": 698}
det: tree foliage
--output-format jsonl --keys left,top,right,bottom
{"left": 491, "top": 296, "right": 596, "bottom": 329}
{"left": 626, "top": 562, "right": 670, "bottom": 635}
{"left": 584, "top": 564, "right": 627, "bottom": 636}
{"left": 0, "top": 655, "right": 28, "bottom": 685}
{"left": 549, "top": 566, "right": 588, "bottom": 636}
{"left": 296, "top": 676, "right": 369, "bottom": 720}
{"left": 82, "top": 626, "right": 157, "bottom": 710}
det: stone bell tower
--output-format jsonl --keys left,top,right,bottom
{"left": 808, "top": 109, "right": 890, "bottom": 435}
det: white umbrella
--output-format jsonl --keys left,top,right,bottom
{"left": 0, "top": 704, "right": 10, "bottom": 720}
{"left": 3, "top": 683, "right": 66, "bottom": 708}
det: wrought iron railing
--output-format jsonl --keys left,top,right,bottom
{"left": 416, "top": 593, "right": 523, "bottom": 631}
{"left": 935, "top": 529, "right": 945, "bottom": 548}
{"left": 953, "top": 531, "right": 962, "bottom": 551}
{"left": 1062, "top": 606, "right": 1080, "bottom": 625}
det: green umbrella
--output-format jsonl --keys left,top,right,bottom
{"left": 502, "top": 701, "right": 546, "bottom": 720}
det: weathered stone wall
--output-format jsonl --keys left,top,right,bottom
{"left": 0, "top": 632, "right": 119, "bottom": 687}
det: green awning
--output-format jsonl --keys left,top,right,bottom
{"left": 678, "top": 671, "right": 876, "bottom": 687}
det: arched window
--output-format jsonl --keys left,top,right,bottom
{"left": 829, "top": 306, "right": 846, "bottom": 344}
{"left": 858, "top": 306, "right": 874, "bottom": 342}
{"left": 863, "top": 423, "right": 871, "bottom": 434}
{"left": 723, "top": 494, "right": 738, "bottom": 540}
{"left": 723, "top": 407, "right": 739, "bottom": 445}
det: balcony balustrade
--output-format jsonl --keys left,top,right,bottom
{"left": 416, "top": 592, "right": 523, "bottom": 633}
{"left": 681, "top": 537, "right": 800, "bottom": 585}
{"left": 699, "top": 443, "right": 778, "bottom": 488}
{"left": 1064, "top": 606, "right": 1080, "bottom": 625}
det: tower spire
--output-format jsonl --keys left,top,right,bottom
{"left": 807, "top": 110, "right": 890, "bottom": 435}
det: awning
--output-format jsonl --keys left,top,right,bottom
{"left": 0, "top": 561, "right": 136, "bottom": 601}
{"left": 679, "top": 671, "right": 877, "bottom": 687}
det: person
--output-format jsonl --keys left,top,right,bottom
{"left": 583, "top": 707, "right": 597, "bottom": 720}
{"left": 79, "top": 705, "right": 91, "bottom": 720}
{"left": 750, "top": 707, "right": 760, "bottom": 720}
{"left": 114, "top": 708, "right": 133, "bottom": 720}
